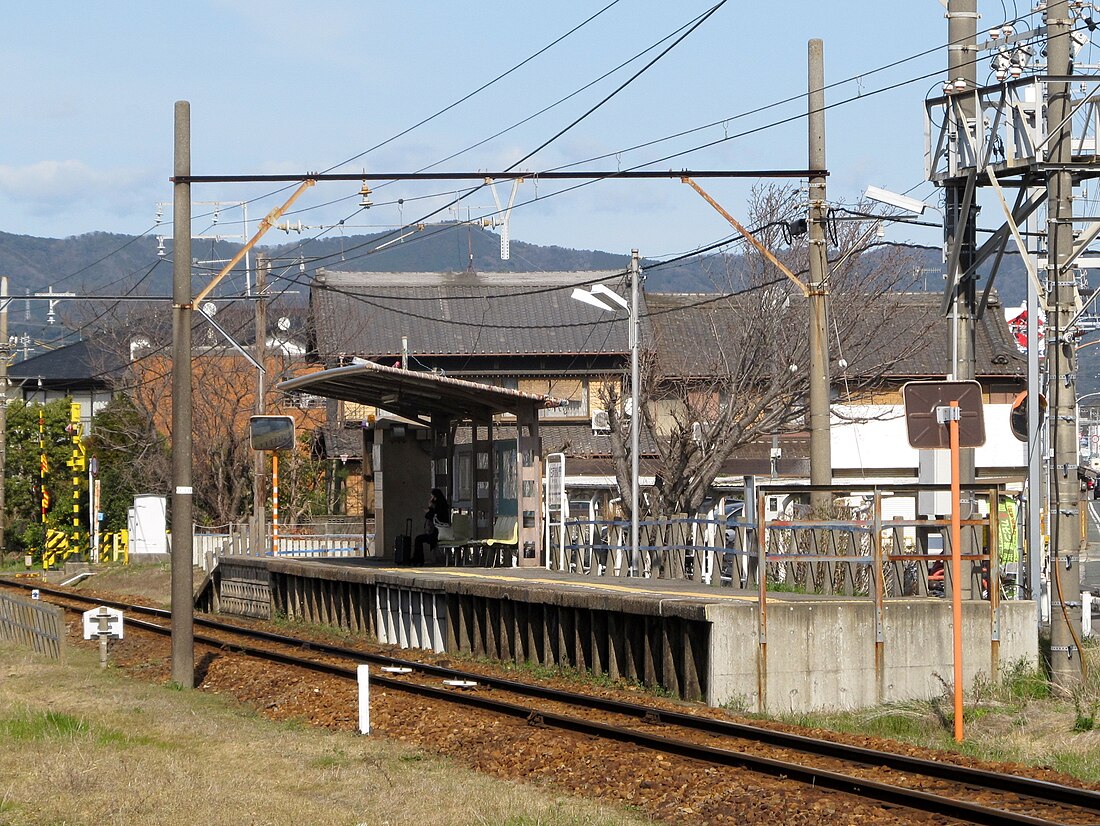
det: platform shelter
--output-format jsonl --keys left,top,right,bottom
{"left": 278, "top": 362, "right": 560, "bottom": 566}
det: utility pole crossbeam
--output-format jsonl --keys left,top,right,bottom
{"left": 173, "top": 170, "right": 828, "bottom": 185}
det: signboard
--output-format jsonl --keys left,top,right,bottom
{"left": 546, "top": 453, "right": 565, "bottom": 512}
{"left": 902, "top": 380, "right": 986, "bottom": 449}
{"left": 82, "top": 606, "right": 124, "bottom": 640}
{"left": 249, "top": 415, "right": 296, "bottom": 451}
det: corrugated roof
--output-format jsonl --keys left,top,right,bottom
{"left": 277, "top": 361, "right": 561, "bottom": 423}
{"left": 310, "top": 270, "right": 637, "bottom": 359}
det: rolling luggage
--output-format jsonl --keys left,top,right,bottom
{"left": 394, "top": 518, "right": 412, "bottom": 564}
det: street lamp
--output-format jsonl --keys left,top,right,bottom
{"left": 572, "top": 250, "right": 641, "bottom": 562}
{"left": 863, "top": 185, "right": 930, "bottom": 216}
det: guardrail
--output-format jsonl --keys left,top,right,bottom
{"left": 0, "top": 592, "right": 64, "bottom": 659}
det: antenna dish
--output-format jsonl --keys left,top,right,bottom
{"left": 201, "top": 302, "right": 217, "bottom": 317}
{"left": 277, "top": 316, "right": 291, "bottom": 332}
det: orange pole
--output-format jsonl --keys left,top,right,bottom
{"left": 950, "top": 400, "right": 964, "bottom": 742}
{"left": 272, "top": 452, "right": 279, "bottom": 555}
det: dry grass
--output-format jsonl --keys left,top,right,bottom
{"left": 70, "top": 561, "right": 201, "bottom": 608}
{"left": 784, "top": 654, "right": 1100, "bottom": 784}
{"left": 0, "top": 642, "right": 651, "bottom": 826}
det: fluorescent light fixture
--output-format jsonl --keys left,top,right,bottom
{"left": 591, "top": 283, "right": 629, "bottom": 310}
{"left": 864, "top": 185, "right": 928, "bottom": 215}
{"left": 571, "top": 287, "right": 615, "bottom": 312}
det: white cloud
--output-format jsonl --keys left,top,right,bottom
{"left": 0, "top": 159, "right": 152, "bottom": 202}
{"left": 0, "top": 160, "right": 162, "bottom": 235}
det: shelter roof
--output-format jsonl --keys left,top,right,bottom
{"left": 277, "top": 360, "right": 561, "bottom": 423}
{"left": 309, "top": 270, "right": 638, "bottom": 360}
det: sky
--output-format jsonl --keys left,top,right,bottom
{"left": 0, "top": 1, "right": 1034, "bottom": 262}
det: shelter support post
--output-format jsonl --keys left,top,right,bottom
{"left": 516, "top": 406, "right": 542, "bottom": 567}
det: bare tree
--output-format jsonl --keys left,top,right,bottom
{"left": 602, "top": 184, "right": 931, "bottom": 518}
{"left": 80, "top": 302, "right": 325, "bottom": 526}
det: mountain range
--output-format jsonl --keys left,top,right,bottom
{"left": 1, "top": 222, "right": 1089, "bottom": 391}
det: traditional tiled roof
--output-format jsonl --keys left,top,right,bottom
{"left": 309, "top": 272, "right": 1025, "bottom": 381}
{"left": 643, "top": 291, "right": 1025, "bottom": 380}
{"left": 310, "top": 270, "right": 637, "bottom": 360}
{"left": 8, "top": 338, "right": 125, "bottom": 389}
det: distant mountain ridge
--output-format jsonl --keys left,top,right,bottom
{"left": 0, "top": 221, "right": 1039, "bottom": 303}
{"left": 1, "top": 222, "right": 1072, "bottom": 384}
{"left": 0, "top": 223, "right": 734, "bottom": 302}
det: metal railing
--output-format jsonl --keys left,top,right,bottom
{"left": 193, "top": 522, "right": 373, "bottom": 570}
{"left": 551, "top": 483, "right": 1017, "bottom": 603}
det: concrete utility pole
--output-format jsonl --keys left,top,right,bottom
{"left": 1046, "top": 0, "right": 1082, "bottom": 688}
{"left": 807, "top": 39, "right": 832, "bottom": 499}
{"left": 629, "top": 249, "right": 641, "bottom": 562}
{"left": 171, "top": 100, "right": 194, "bottom": 688}
{"left": 0, "top": 276, "right": 8, "bottom": 560}
{"left": 946, "top": 0, "right": 979, "bottom": 388}
{"left": 1026, "top": 194, "right": 1045, "bottom": 618}
{"left": 252, "top": 255, "right": 268, "bottom": 556}
{"left": 945, "top": 0, "right": 979, "bottom": 598}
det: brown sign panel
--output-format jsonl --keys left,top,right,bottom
{"left": 901, "top": 380, "right": 986, "bottom": 449}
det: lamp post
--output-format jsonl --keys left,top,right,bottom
{"left": 572, "top": 250, "right": 641, "bottom": 560}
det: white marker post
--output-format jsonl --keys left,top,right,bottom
{"left": 82, "top": 606, "right": 124, "bottom": 669}
{"left": 357, "top": 664, "right": 370, "bottom": 734}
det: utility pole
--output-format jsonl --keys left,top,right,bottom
{"left": 945, "top": 0, "right": 979, "bottom": 598}
{"left": 0, "top": 277, "right": 8, "bottom": 562}
{"left": 807, "top": 39, "right": 832, "bottom": 502}
{"left": 1026, "top": 192, "right": 1045, "bottom": 619}
{"left": 252, "top": 255, "right": 268, "bottom": 555}
{"left": 629, "top": 250, "right": 641, "bottom": 562}
{"left": 1046, "top": 0, "right": 1081, "bottom": 688}
{"left": 171, "top": 100, "right": 194, "bottom": 688}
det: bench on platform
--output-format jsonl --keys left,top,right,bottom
{"left": 468, "top": 516, "right": 519, "bottom": 567}
{"left": 437, "top": 513, "right": 472, "bottom": 565}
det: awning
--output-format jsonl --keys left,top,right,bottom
{"left": 277, "top": 362, "right": 562, "bottom": 422}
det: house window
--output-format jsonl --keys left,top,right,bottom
{"left": 519, "top": 378, "right": 589, "bottom": 420}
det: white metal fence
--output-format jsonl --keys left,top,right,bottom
{"left": 194, "top": 522, "right": 373, "bottom": 571}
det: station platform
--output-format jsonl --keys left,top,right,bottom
{"left": 201, "top": 555, "right": 1039, "bottom": 714}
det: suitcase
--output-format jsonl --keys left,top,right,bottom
{"left": 394, "top": 518, "right": 413, "bottom": 564}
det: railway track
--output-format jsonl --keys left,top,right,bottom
{"left": 5, "top": 576, "right": 1100, "bottom": 825}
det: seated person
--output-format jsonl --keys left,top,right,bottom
{"left": 413, "top": 488, "right": 451, "bottom": 565}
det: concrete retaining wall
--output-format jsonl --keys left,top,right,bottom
{"left": 210, "top": 558, "right": 1040, "bottom": 713}
{"left": 707, "top": 599, "right": 1039, "bottom": 713}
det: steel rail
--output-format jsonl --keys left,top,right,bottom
{"left": 5, "top": 578, "right": 1096, "bottom": 823}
